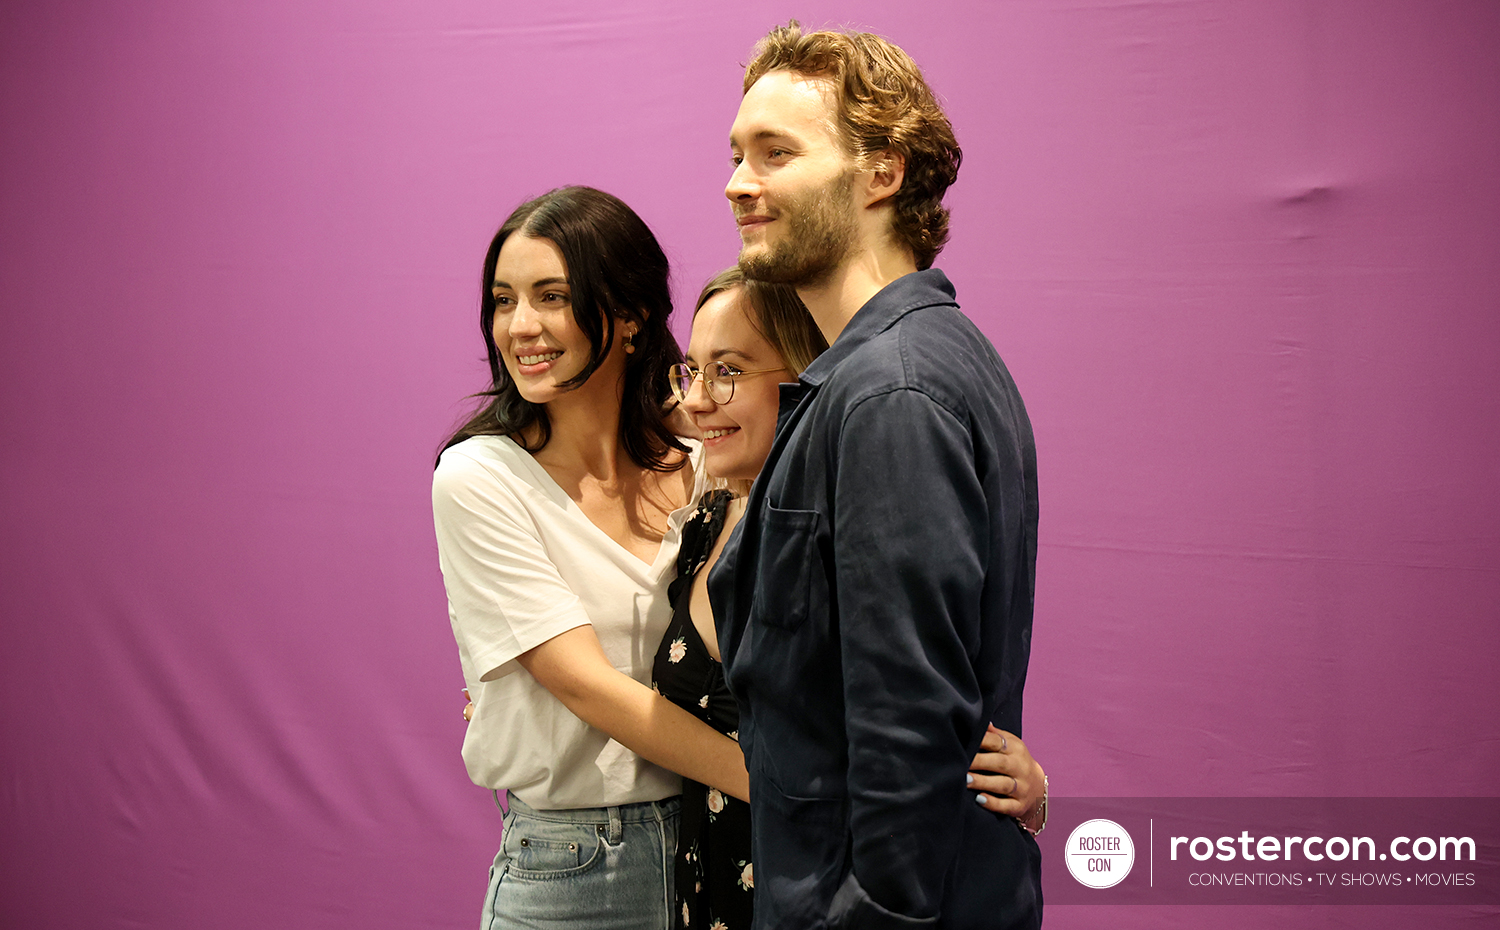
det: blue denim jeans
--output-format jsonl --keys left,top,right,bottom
{"left": 482, "top": 792, "right": 681, "bottom": 930}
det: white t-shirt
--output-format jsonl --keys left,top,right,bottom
{"left": 432, "top": 434, "right": 705, "bottom": 810}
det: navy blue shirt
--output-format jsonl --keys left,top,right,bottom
{"left": 709, "top": 269, "right": 1041, "bottom": 929}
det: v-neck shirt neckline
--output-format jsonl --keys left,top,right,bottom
{"left": 503, "top": 434, "right": 698, "bottom": 579}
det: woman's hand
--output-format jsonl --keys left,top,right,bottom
{"left": 968, "top": 724, "right": 1048, "bottom": 833}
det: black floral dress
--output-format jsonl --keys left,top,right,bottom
{"left": 651, "top": 490, "right": 753, "bottom": 930}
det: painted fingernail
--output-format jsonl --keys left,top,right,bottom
{"left": 966, "top": 774, "right": 974, "bottom": 785}
{"left": 975, "top": 793, "right": 989, "bottom": 805}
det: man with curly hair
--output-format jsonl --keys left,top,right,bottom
{"left": 709, "top": 21, "right": 1043, "bottom": 930}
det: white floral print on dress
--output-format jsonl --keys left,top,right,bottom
{"left": 738, "top": 860, "right": 754, "bottom": 890}
{"left": 668, "top": 637, "right": 687, "bottom": 664}
{"left": 706, "top": 787, "right": 725, "bottom": 814}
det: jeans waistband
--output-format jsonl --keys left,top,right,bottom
{"left": 502, "top": 790, "right": 680, "bottom": 826}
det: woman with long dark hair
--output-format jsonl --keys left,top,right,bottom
{"left": 434, "top": 187, "right": 747, "bottom": 928}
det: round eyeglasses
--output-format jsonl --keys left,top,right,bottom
{"left": 668, "top": 361, "right": 786, "bottom": 405}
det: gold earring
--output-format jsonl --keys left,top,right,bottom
{"left": 624, "top": 329, "right": 636, "bottom": 354}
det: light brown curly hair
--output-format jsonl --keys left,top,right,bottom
{"left": 743, "top": 21, "right": 962, "bottom": 270}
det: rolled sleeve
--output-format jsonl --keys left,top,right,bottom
{"left": 832, "top": 389, "right": 989, "bottom": 924}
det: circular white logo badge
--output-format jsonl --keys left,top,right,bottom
{"left": 1065, "top": 818, "right": 1135, "bottom": 889}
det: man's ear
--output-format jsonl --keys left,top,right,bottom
{"left": 863, "top": 147, "right": 906, "bottom": 207}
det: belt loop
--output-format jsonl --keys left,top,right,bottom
{"left": 608, "top": 805, "right": 623, "bottom": 844}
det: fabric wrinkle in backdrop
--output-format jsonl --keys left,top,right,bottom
{"left": 1, "top": 1, "right": 1496, "bottom": 928}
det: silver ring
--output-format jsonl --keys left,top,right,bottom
{"left": 1001, "top": 735, "right": 1008, "bottom": 752}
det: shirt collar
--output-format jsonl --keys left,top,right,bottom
{"left": 797, "top": 268, "right": 957, "bottom": 387}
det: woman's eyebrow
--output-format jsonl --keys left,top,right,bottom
{"left": 491, "top": 276, "right": 568, "bottom": 289}
{"left": 683, "top": 349, "right": 750, "bottom": 370}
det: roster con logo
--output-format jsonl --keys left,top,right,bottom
{"left": 1066, "top": 818, "right": 1136, "bottom": 888}
{"left": 1039, "top": 798, "right": 1498, "bottom": 905}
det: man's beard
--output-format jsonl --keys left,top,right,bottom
{"left": 739, "top": 170, "right": 858, "bottom": 288}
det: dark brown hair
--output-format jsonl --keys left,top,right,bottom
{"left": 439, "top": 187, "right": 686, "bottom": 470}
{"left": 743, "top": 21, "right": 962, "bottom": 270}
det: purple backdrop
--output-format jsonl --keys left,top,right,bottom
{"left": 2, "top": 1, "right": 1497, "bottom": 928}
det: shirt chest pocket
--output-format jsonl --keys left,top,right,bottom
{"left": 753, "top": 503, "right": 827, "bottom": 632}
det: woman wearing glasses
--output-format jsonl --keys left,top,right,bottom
{"left": 433, "top": 187, "right": 1044, "bottom": 930}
